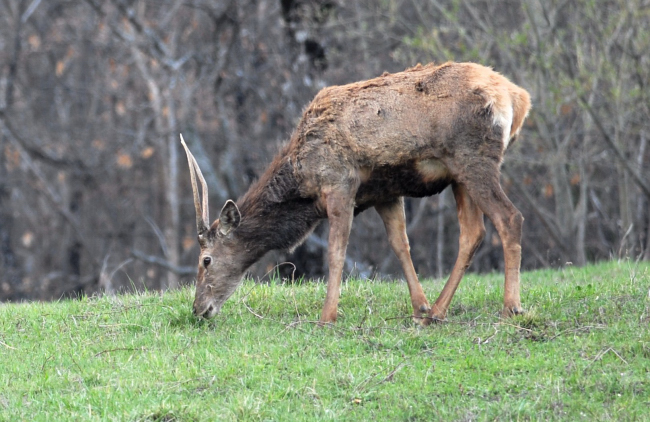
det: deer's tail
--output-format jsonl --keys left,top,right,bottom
{"left": 509, "top": 85, "right": 531, "bottom": 139}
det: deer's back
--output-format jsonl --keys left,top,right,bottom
{"left": 288, "top": 62, "right": 530, "bottom": 208}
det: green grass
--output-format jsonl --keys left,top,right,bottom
{"left": 1, "top": 260, "right": 649, "bottom": 421}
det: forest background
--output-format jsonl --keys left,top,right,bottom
{"left": 0, "top": 0, "right": 649, "bottom": 301}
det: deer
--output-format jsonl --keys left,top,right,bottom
{"left": 181, "top": 61, "right": 531, "bottom": 325}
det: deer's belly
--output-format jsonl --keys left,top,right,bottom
{"left": 354, "top": 159, "right": 452, "bottom": 211}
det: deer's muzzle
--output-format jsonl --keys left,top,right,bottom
{"left": 193, "top": 298, "right": 221, "bottom": 319}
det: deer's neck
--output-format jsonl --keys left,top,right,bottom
{"left": 234, "top": 156, "right": 321, "bottom": 262}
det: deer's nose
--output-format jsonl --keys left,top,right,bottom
{"left": 202, "top": 304, "right": 215, "bottom": 318}
{"left": 193, "top": 302, "right": 215, "bottom": 319}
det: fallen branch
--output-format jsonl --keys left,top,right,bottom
{"left": 243, "top": 301, "right": 265, "bottom": 320}
{"left": 548, "top": 324, "right": 606, "bottom": 341}
{"left": 0, "top": 340, "right": 16, "bottom": 350}
{"left": 475, "top": 326, "right": 499, "bottom": 345}
{"left": 94, "top": 347, "right": 147, "bottom": 358}
{"left": 584, "top": 346, "right": 628, "bottom": 371}
{"left": 376, "top": 360, "right": 408, "bottom": 385}
{"left": 497, "top": 321, "right": 534, "bottom": 332}
{"left": 241, "top": 296, "right": 341, "bottom": 335}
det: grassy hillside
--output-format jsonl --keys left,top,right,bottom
{"left": 1, "top": 261, "right": 649, "bottom": 421}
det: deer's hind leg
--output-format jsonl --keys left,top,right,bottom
{"left": 429, "top": 183, "right": 486, "bottom": 322}
{"left": 457, "top": 166, "right": 524, "bottom": 317}
{"left": 375, "top": 198, "right": 431, "bottom": 323}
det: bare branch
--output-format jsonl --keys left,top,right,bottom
{"left": 503, "top": 167, "right": 570, "bottom": 255}
{"left": 578, "top": 95, "right": 650, "bottom": 200}
{"left": 20, "top": 0, "right": 41, "bottom": 23}
{"left": 1, "top": 122, "right": 99, "bottom": 268}
{"left": 130, "top": 249, "right": 195, "bottom": 277}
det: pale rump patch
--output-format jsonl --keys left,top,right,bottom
{"left": 493, "top": 101, "right": 513, "bottom": 150}
{"left": 416, "top": 158, "right": 450, "bottom": 182}
{"left": 464, "top": 63, "right": 518, "bottom": 151}
{"left": 480, "top": 88, "right": 513, "bottom": 150}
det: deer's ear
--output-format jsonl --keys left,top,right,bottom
{"left": 218, "top": 200, "right": 241, "bottom": 236}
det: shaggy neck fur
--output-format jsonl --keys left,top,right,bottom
{"left": 234, "top": 150, "right": 321, "bottom": 265}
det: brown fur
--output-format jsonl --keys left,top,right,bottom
{"left": 184, "top": 62, "right": 531, "bottom": 324}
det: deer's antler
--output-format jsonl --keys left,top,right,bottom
{"left": 180, "top": 134, "right": 209, "bottom": 238}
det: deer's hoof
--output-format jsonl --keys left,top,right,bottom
{"left": 502, "top": 306, "right": 525, "bottom": 317}
{"left": 411, "top": 304, "right": 433, "bottom": 326}
{"left": 318, "top": 314, "right": 337, "bottom": 328}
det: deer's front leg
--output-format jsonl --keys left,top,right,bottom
{"left": 320, "top": 189, "right": 355, "bottom": 325}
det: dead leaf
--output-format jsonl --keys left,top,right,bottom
{"left": 544, "top": 183, "right": 554, "bottom": 198}
{"left": 28, "top": 34, "right": 41, "bottom": 49}
{"left": 116, "top": 152, "right": 133, "bottom": 169}
{"left": 560, "top": 103, "right": 573, "bottom": 116}
{"left": 115, "top": 101, "right": 126, "bottom": 116}
{"left": 141, "top": 146, "right": 155, "bottom": 159}
{"left": 22, "top": 231, "right": 34, "bottom": 248}
{"left": 55, "top": 61, "right": 65, "bottom": 77}
{"left": 570, "top": 173, "right": 581, "bottom": 185}
{"left": 4, "top": 145, "right": 20, "bottom": 171}
{"left": 182, "top": 236, "right": 195, "bottom": 251}
{"left": 92, "top": 139, "right": 106, "bottom": 151}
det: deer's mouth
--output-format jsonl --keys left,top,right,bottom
{"left": 193, "top": 300, "right": 221, "bottom": 319}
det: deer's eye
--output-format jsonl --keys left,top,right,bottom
{"left": 203, "top": 256, "right": 212, "bottom": 267}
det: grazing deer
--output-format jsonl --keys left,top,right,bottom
{"left": 181, "top": 62, "right": 531, "bottom": 324}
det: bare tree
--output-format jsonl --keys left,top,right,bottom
{"left": 0, "top": 0, "right": 647, "bottom": 301}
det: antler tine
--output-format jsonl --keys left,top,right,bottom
{"left": 180, "top": 134, "right": 210, "bottom": 236}
{"left": 190, "top": 145, "right": 210, "bottom": 228}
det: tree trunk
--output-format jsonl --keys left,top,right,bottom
{"left": 0, "top": 143, "right": 21, "bottom": 298}
{"left": 0, "top": 1, "right": 24, "bottom": 299}
{"left": 164, "top": 87, "right": 180, "bottom": 290}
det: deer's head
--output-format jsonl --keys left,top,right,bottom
{"left": 180, "top": 135, "right": 246, "bottom": 319}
